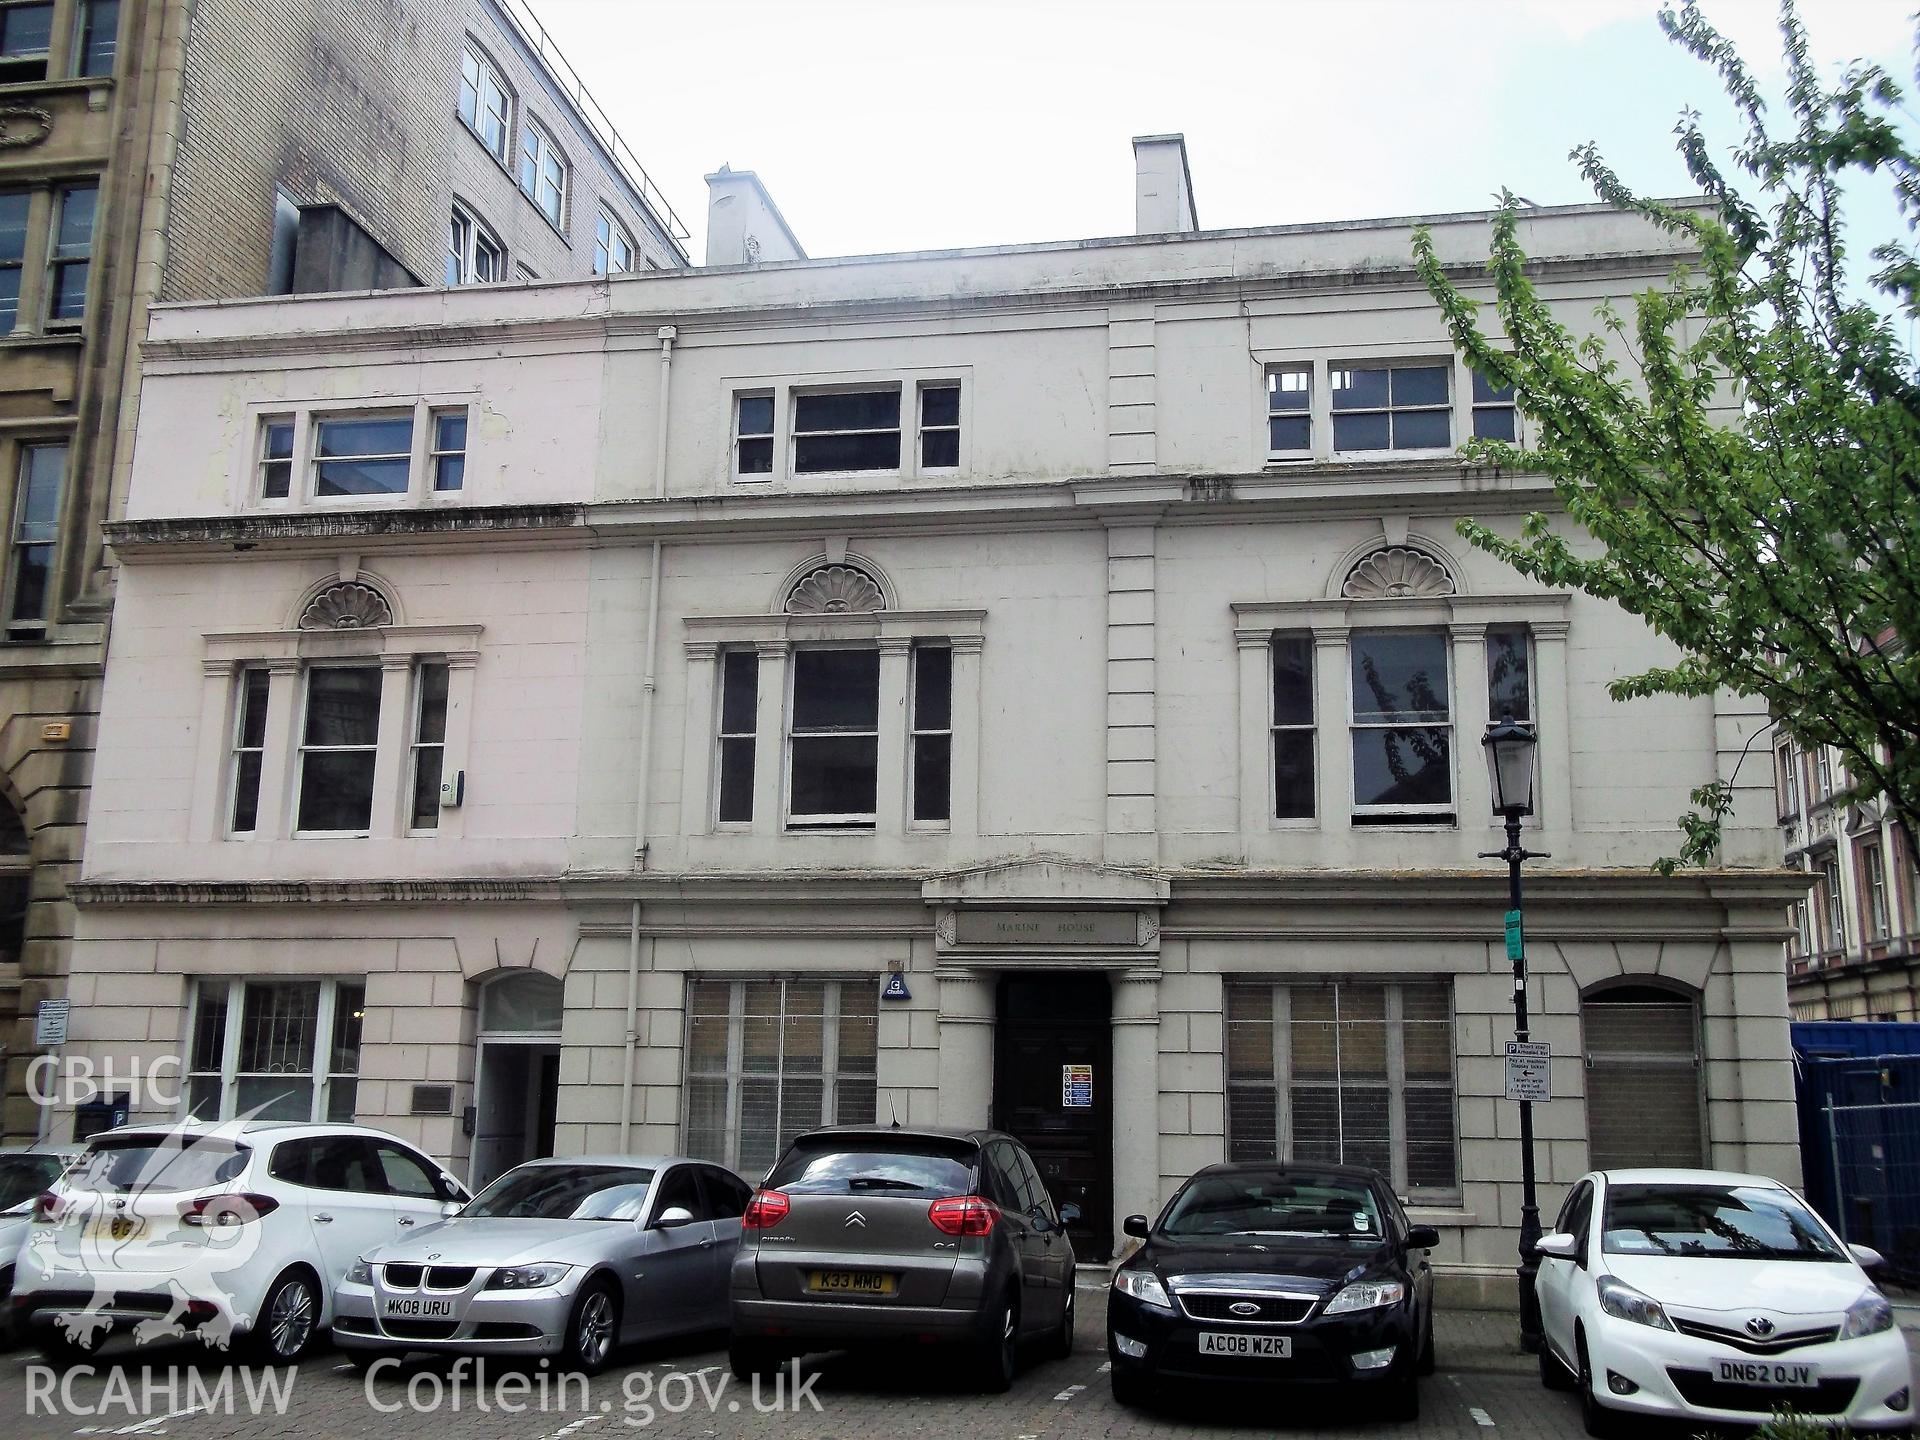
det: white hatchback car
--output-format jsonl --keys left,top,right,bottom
{"left": 11, "top": 1121, "right": 469, "bottom": 1365}
{"left": 1535, "top": 1168, "right": 1912, "bottom": 1436}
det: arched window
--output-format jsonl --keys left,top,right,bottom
{"left": 479, "top": 970, "right": 563, "bottom": 1035}
{"left": 1582, "top": 983, "right": 1706, "bottom": 1168}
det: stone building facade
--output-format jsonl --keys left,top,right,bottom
{"left": 0, "top": 0, "right": 684, "bottom": 1140}
{"left": 63, "top": 144, "right": 1804, "bottom": 1297}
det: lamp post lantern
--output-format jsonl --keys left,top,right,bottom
{"left": 1481, "top": 714, "right": 1547, "bottom": 1354}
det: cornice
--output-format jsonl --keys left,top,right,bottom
{"left": 70, "top": 878, "right": 567, "bottom": 908}
{"left": 103, "top": 503, "right": 587, "bottom": 558}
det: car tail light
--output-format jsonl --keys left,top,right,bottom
{"left": 741, "top": 1190, "right": 790, "bottom": 1230}
{"left": 30, "top": 1190, "right": 62, "bottom": 1223}
{"left": 928, "top": 1195, "right": 999, "bottom": 1236}
{"left": 180, "top": 1193, "right": 280, "bottom": 1228}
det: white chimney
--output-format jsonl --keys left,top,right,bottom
{"left": 704, "top": 165, "right": 806, "bottom": 267}
{"left": 1132, "top": 133, "right": 1198, "bottom": 236}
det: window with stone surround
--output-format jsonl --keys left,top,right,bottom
{"left": 1225, "top": 978, "right": 1458, "bottom": 1201}
{"left": 185, "top": 977, "right": 364, "bottom": 1123}
{"left": 1269, "top": 634, "right": 1314, "bottom": 820}
{"left": 1859, "top": 838, "right": 1889, "bottom": 942}
{"left": 788, "top": 647, "right": 881, "bottom": 827}
{"left": 204, "top": 583, "right": 479, "bottom": 842}
{"left": 6, "top": 439, "right": 65, "bottom": 633}
{"left": 725, "top": 374, "right": 969, "bottom": 484}
{"left": 681, "top": 977, "right": 878, "bottom": 1175}
{"left": 248, "top": 400, "right": 475, "bottom": 506}
{"left": 1350, "top": 630, "right": 1453, "bottom": 823}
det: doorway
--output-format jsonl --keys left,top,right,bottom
{"left": 992, "top": 972, "right": 1112, "bottom": 1261}
{"left": 471, "top": 971, "right": 564, "bottom": 1189}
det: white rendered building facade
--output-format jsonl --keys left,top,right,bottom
{"left": 63, "top": 149, "right": 1801, "bottom": 1298}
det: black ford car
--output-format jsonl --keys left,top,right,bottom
{"left": 1106, "top": 1162, "right": 1437, "bottom": 1418}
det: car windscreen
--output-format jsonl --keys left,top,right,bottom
{"left": 1602, "top": 1183, "right": 1847, "bottom": 1261}
{"left": 66, "top": 1136, "right": 250, "bottom": 1194}
{"left": 766, "top": 1140, "right": 976, "bottom": 1197}
{"left": 1159, "top": 1174, "right": 1387, "bottom": 1241}
{"left": 0, "top": 1154, "right": 67, "bottom": 1211}
{"left": 463, "top": 1165, "right": 656, "bottom": 1221}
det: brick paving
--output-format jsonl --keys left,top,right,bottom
{"left": 0, "top": 1293, "right": 1743, "bottom": 1440}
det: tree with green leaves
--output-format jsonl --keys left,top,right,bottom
{"left": 1412, "top": 0, "right": 1918, "bottom": 870}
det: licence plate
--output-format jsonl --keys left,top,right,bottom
{"left": 384, "top": 1297, "right": 455, "bottom": 1319}
{"left": 87, "top": 1215, "right": 145, "bottom": 1243}
{"left": 1715, "top": 1358, "right": 1819, "bottom": 1389}
{"left": 1198, "top": 1332, "right": 1292, "bottom": 1358}
{"left": 806, "top": 1270, "right": 895, "bottom": 1295}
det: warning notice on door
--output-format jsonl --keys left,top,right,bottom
{"left": 1062, "top": 1064, "right": 1093, "bottom": 1108}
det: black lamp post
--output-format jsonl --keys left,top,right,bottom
{"left": 1481, "top": 714, "right": 1547, "bottom": 1354}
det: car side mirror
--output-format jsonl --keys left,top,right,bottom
{"left": 1405, "top": 1225, "right": 1440, "bottom": 1251}
{"left": 1533, "top": 1232, "right": 1579, "bottom": 1261}
{"left": 1849, "top": 1242, "right": 1887, "bottom": 1272}
{"left": 1123, "top": 1214, "right": 1150, "bottom": 1239}
{"left": 652, "top": 1205, "right": 696, "bottom": 1229}
{"left": 1058, "top": 1202, "right": 1081, "bottom": 1226}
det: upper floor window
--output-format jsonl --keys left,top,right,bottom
{"left": 1270, "top": 634, "right": 1314, "bottom": 820}
{"left": 72, "top": 0, "right": 114, "bottom": 76}
{"left": 0, "top": 190, "right": 23, "bottom": 333}
{"left": 1814, "top": 745, "right": 1836, "bottom": 803}
{"left": 446, "top": 205, "right": 504, "bottom": 286}
{"left": 296, "top": 666, "right": 383, "bottom": 834}
{"left": 1775, "top": 742, "right": 1801, "bottom": 819}
{"left": 910, "top": 644, "right": 952, "bottom": 825}
{"left": 715, "top": 649, "right": 758, "bottom": 825}
{"left": 1266, "top": 364, "right": 1312, "bottom": 455}
{"left": 1818, "top": 852, "right": 1845, "bottom": 950}
{"left": 730, "top": 377, "right": 967, "bottom": 484}
{"left": 1350, "top": 630, "right": 1452, "bottom": 823}
{"left": 1861, "top": 839, "right": 1890, "bottom": 942}
{"left": 594, "top": 211, "right": 635, "bottom": 276}
{"left": 794, "top": 390, "right": 899, "bottom": 474}
{"left": 228, "top": 666, "right": 270, "bottom": 833}
{"left": 1486, "top": 626, "right": 1531, "bottom": 723}
{"left": 254, "top": 403, "right": 470, "bottom": 504}
{"left": 458, "top": 45, "right": 512, "bottom": 162}
{"left": 0, "top": 2, "right": 52, "bottom": 83}
{"left": 518, "top": 121, "right": 567, "bottom": 229}
{"left": 46, "top": 180, "right": 95, "bottom": 326}
{"left": 409, "top": 662, "right": 449, "bottom": 831}
{"left": 1331, "top": 363, "right": 1450, "bottom": 453}
{"left": 7, "top": 440, "right": 65, "bottom": 632}
{"left": 788, "top": 647, "right": 881, "bottom": 827}
{"left": 1471, "top": 367, "right": 1517, "bottom": 442}
{"left": 315, "top": 414, "right": 411, "bottom": 498}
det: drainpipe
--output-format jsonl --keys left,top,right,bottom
{"left": 621, "top": 327, "right": 675, "bottom": 1150}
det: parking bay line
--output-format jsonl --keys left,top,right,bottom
{"left": 534, "top": 1416, "right": 606, "bottom": 1440}
{"left": 1469, "top": 1407, "right": 1496, "bottom": 1427}
{"left": 1052, "top": 1384, "right": 1085, "bottom": 1401}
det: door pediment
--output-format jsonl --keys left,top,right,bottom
{"left": 924, "top": 859, "right": 1165, "bottom": 960}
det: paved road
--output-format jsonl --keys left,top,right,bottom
{"left": 0, "top": 1292, "right": 1892, "bottom": 1440}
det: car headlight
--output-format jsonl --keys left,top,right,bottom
{"left": 344, "top": 1259, "right": 373, "bottom": 1286}
{"left": 1322, "top": 1279, "right": 1407, "bottom": 1316}
{"left": 484, "top": 1263, "right": 571, "bottom": 1291}
{"left": 1596, "top": 1275, "right": 1673, "bottom": 1331}
{"left": 1111, "top": 1268, "right": 1174, "bottom": 1311}
{"left": 1843, "top": 1290, "right": 1894, "bottom": 1339}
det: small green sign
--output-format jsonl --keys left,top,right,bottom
{"left": 1504, "top": 909, "right": 1524, "bottom": 962}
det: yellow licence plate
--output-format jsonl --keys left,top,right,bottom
{"left": 807, "top": 1270, "right": 895, "bottom": 1295}
{"left": 87, "top": 1215, "right": 145, "bottom": 1243}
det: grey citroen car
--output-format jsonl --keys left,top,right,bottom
{"left": 729, "top": 1126, "right": 1079, "bottom": 1391}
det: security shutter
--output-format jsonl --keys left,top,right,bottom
{"left": 1583, "top": 986, "right": 1705, "bottom": 1168}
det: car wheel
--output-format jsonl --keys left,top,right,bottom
{"left": 1417, "top": 1311, "right": 1436, "bottom": 1376}
{"left": 562, "top": 1280, "right": 621, "bottom": 1377}
{"left": 976, "top": 1292, "right": 1018, "bottom": 1393}
{"left": 248, "top": 1268, "right": 318, "bottom": 1365}
{"left": 729, "top": 1340, "right": 783, "bottom": 1381}
{"left": 1577, "top": 1335, "right": 1620, "bottom": 1439}
{"left": 1539, "top": 1339, "right": 1574, "bottom": 1391}
{"left": 1110, "top": 1365, "right": 1152, "bottom": 1408}
{"left": 38, "top": 1324, "right": 106, "bottom": 1367}
{"left": 1048, "top": 1287, "right": 1075, "bottom": 1360}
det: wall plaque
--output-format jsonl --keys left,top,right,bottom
{"left": 953, "top": 909, "right": 1139, "bottom": 946}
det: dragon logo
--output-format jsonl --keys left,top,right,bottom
{"left": 20, "top": 1108, "right": 278, "bottom": 1354}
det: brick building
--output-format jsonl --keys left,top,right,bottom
{"left": 0, "top": 0, "right": 686, "bottom": 1140}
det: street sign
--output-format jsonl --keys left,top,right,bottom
{"left": 881, "top": 972, "right": 911, "bottom": 1001}
{"left": 35, "top": 998, "right": 69, "bottom": 1047}
{"left": 1504, "top": 1041, "right": 1550, "bottom": 1101}
{"left": 1062, "top": 1064, "right": 1093, "bottom": 1109}
{"left": 1504, "top": 909, "right": 1524, "bottom": 962}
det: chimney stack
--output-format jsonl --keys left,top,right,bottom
{"left": 704, "top": 165, "right": 806, "bottom": 267}
{"left": 1132, "top": 134, "right": 1198, "bottom": 236}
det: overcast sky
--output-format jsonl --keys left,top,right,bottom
{"left": 526, "top": 0, "right": 1916, "bottom": 265}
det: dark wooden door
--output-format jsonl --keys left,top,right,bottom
{"left": 993, "top": 973, "right": 1112, "bottom": 1261}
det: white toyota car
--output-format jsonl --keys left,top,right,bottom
{"left": 12, "top": 1120, "right": 469, "bottom": 1365}
{"left": 1535, "top": 1168, "right": 1911, "bottom": 1436}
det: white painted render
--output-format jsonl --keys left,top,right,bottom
{"left": 64, "top": 194, "right": 1801, "bottom": 1295}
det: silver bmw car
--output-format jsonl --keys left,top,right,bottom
{"left": 332, "top": 1155, "right": 750, "bottom": 1373}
